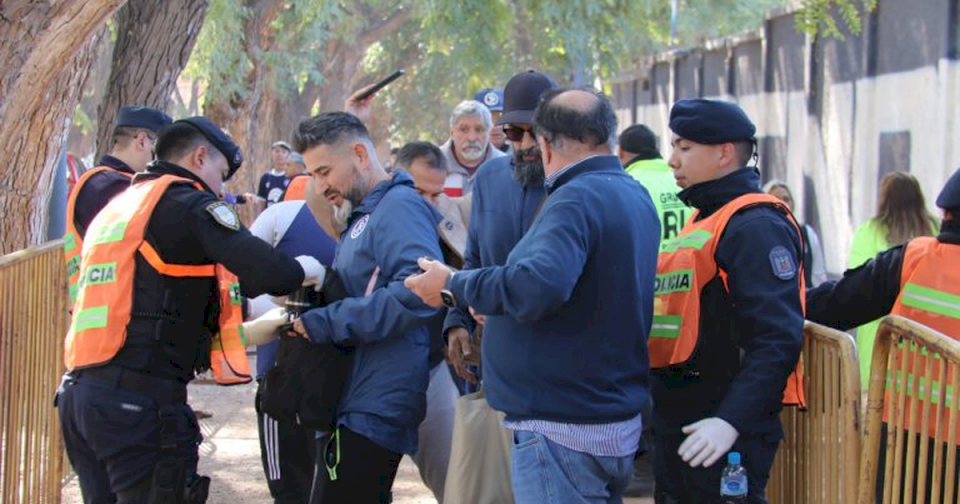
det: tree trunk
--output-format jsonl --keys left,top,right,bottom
{"left": 0, "top": 0, "right": 127, "bottom": 254}
{"left": 95, "top": 0, "right": 209, "bottom": 159}
{"left": 205, "top": 0, "right": 284, "bottom": 189}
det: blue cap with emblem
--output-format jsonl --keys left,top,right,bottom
{"left": 175, "top": 116, "right": 244, "bottom": 181}
{"left": 474, "top": 88, "right": 504, "bottom": 112}
{"left": 936, "top": 167, "right": 960, "bottom": 210}
{"left": 669, "top": 99, "right": 756, "bottom": 145}
{"left": 116, "top": 105, "right": 172, "bottom": 133}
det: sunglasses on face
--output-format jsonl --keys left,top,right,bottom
{"left": 502, "top": 125, "right": 537, "bottom": 143}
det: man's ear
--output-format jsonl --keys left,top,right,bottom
{"left": 538, "top": 136, "right": 553, "bottom": 167}
{"left": 353, "top": 142, "right": 371, "bottom": 169}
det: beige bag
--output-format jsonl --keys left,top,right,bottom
{"left": 442, "top": 389, "right": 515, "bottom": 504}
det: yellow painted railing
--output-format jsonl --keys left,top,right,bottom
{"left": 0, "top": 240, "right": 67, "bottom": 503}
{"left": 859, "top": 316, "right": 960, "bottom": 504}
{"left": 768, "top": 321, "right": 862, "bottom": 504}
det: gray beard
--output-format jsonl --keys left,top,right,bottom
{"left": 333, "top": 199, "right": 354, "bottom": 229}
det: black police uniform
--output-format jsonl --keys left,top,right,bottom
{"left": 806, "top": 163, "right": 960, "bottom": 327}
{"left": 72, "top": 105, "right": 172, "bottom": 238}
{"left": 72, "top": 155, "right": 137, "bottom": 238}
{"left": 57, "top": 159, "right": 307, "bottom": 503}
{"left": 653, "top": 168, "right": 804, "bottom": 504}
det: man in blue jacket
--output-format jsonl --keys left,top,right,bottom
{"left": 288, "top": 111, "right": 443, "bottom": 503}
{"left": 442, "top": 69, "right": 555, "bottom": 387}
{"left": 407, "top": 88, "right": 660, "bottom": 504}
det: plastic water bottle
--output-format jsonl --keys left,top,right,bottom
{"left": 720, "top": 451, "right": 748, "bottom": 503}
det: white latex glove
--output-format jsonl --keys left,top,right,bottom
{"left": 295, "top": 256, "right": 325, "bottom": 287}
{"left": 241, "top": 307, "right": 288, "bottom": 346}
{"left": 247, "top": 294, "right": 281, "bottom": 320}
{"left": 678, "top": 417, "right": 739, "bottom": 468}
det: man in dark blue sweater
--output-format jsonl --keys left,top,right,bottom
{"left": 407, "top": 88, "right": 660, "bottom": 504}
{"left": 442, "top": 70, "right": 554, "bottom": 387}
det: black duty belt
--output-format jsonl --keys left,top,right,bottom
{"left": 76, "top": 366, "right": 187, "bottom": 404}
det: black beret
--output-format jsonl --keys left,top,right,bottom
{"left": 936, "top": 167, "right": 960, "bottom": 210}
{"left": 176, "top": 116, "right": 244, "bottom": 181}
{"left": 116, "top": 105, "right": 172, "bottom": 133}
{"left": 669, "top": 99, "right": 756, "bottom": 144}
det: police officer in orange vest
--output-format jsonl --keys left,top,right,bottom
{"left": 806, "top": 167, "right": 960, "bottom": 501}
{"left": 56, "top": 117, "right": 326, "bottom": 504}
{"left": 65, "top": 106, "right": 172, "bottom": 303}
{"left": 651, "top": 99, "right": 806, "bottom": 504}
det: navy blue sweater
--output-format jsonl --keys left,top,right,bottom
{"left": 448, "top": 155, "right": 660, "bottom": 423}
{"left": 443, "top": 155, "right": 546, "bottom": 335}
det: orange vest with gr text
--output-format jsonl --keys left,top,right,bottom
{"left": 65, "top": 175, "right": 251, "bottom": 385}
{"left": 649, "top": 193, "right": 806, "bottom": 407}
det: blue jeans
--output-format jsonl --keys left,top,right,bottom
{"left": 510, "top": 430, "right": 633, "bottom": 504}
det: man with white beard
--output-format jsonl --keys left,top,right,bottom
{"left": 439, "top": 100, "right": 506, "bottom": 197}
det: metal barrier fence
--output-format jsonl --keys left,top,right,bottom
{"left": 768, "top": 322, "right": 862, "bottom": 504}
{"left": 0, "top": 240, "right": 67, "bottom": 504}
{"left": 859, "top": 316, "right": 960, "bottom": 504}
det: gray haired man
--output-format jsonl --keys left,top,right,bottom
{"left": 440, "top": 99, "right": 506, "bottom": 197}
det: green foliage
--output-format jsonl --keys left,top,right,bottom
{"left": 72, "top": 105, "right": 94, "bottom": 135}
{"left": 185, "top": 0, "right": 794, "bottom": 145}
{"left": 184, "top": 0, "right": 250, "bottom": 106}
{"left": 796, "top": 0, "right": 877, "bottom": 39}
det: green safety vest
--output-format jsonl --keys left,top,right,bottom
{"left": 625, "top": 157, "right": 691, "bottom": 249}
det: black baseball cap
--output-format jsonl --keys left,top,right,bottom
{"left": 116, "top": 105, "right": 172, "bottom": 133}
{"left": 176, "top": 116, "right": 244, "bottom": 181}
{"left": 497, "top": 70, "right": 557, "bottom": 126}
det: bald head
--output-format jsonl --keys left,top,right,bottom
{"left": 533, "top": 87, "right": 617, "bottom": 155}
{"left": 533, "top": 87, "right": 618, "bottom": 175}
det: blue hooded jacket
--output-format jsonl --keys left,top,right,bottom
{"left": 299, "top": 171, "right": 442, "bottom": 454}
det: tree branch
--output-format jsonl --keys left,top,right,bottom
{"left": 357, "top": 7, "right": 413, "bottom": 48}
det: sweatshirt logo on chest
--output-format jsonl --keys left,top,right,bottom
{"left": 350, "top": 215, "right": 370, "bottom": 239}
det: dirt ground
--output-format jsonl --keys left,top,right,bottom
{"left": 61, "top": 378, "right": 651, "bottom": 504}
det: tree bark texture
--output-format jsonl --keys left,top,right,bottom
{"left": 95, "top": 0, "right": 210, "bottom": 159}
{"left": 0, "top": 0, "right": 127, "bottom": 255}
{"left": 206, "top": 0, "right": 285, "bottom": 218}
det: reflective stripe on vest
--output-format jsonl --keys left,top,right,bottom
{"left": 650, "top": 193, "right": 807, "bottom": 407}
{"left": 65, "top": 175, "right": 252, "bottom": 385}
{"left": 64, "top": 166, "right": 132, "bottom": 303}
{"left": 887, "top": 237, "right": 960, "bottom": 441}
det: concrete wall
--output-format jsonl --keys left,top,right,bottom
{"left": 611, "top": 0, "right": 960, "bottom": 275}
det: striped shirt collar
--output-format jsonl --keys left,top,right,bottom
{"left": 544, "top": 154, "right": 603, "bottom": 191}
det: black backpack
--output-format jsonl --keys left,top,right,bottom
{"left": 258, "top": 271, "right": 353, "bottom": 430}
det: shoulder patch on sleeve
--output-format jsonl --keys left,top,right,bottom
{"left": 768, "top": 245, "right": 797, "bottom": 280}
{"left": 205, "top": 201, "right": 240, "bottom": 231}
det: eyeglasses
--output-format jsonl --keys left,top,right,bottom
{"left": 502, "top": 125, "right": 537, "bottom": 143}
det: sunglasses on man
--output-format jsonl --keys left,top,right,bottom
{"left": 502, "top": 125, "right": 537, "bottom": 143}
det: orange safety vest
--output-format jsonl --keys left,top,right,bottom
{"left": 886, "top": 236, "right": 960, "bottom": 441}
{"left": 650, "top": 193, "right": 806, "bottom": 407}
{"left": 64, "top": 175, "right": 252, "bottom": 385}
{"left": 64, "top": 166, "right": 133, "bottom": 304}
{"left": 283, "top": 175, "right": 309, "bottom": 201}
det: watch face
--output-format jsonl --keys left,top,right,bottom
{"left": 440, "top": 290, "right": 456, "bottom": 308}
